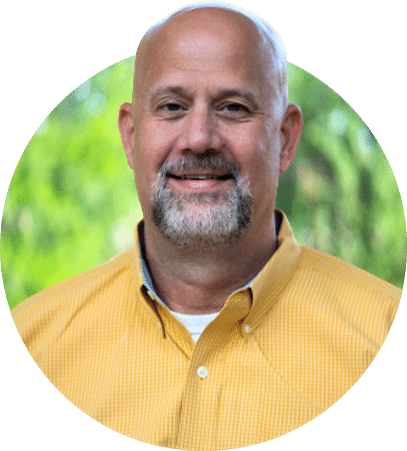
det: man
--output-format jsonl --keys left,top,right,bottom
{"left": 11, "top": 3, "right": 401, "bottom": 450}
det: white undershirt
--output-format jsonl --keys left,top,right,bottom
{"left": 171, "top": 311, "right": 219, "bottom": 343}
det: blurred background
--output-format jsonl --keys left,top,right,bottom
{"left": 1, "top": 58, "right": 406, "bottom": 309}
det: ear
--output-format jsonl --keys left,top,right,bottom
{"left": 279, "top": 104, "right": 303, "bottom": 174}
{"left": 118, "top": 102, "right": 135, "bottom": 169}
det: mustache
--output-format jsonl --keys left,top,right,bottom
{"left": 158, "top": 154, "right": 241, "bottom": 178}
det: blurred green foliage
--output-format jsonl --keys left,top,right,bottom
{"left": 1, "top": 58, "right": 406, "bottom": 309}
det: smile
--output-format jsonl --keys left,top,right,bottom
{"left": 168, "top": 174, "right": 233, "bottom": 181}
{"left": 165, "top": 172, "right": 235, "bottom": 194}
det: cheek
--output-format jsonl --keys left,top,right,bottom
{"left": 133, "top": 119, "right": 181, "bottom": 209}
{"left": 134, "top": 120, "right": 173, "bottom": 171}
{"left": 235, "top": 125, "right": 279, "bottom": 175}
{"left": 131, "top": 125, "right": 160, "bottom": 201}
{"left": 135, "top": 118, "right": 177, "bottom": 166}
{"left": 237, "top": 128, "right": 280, "bottom": 200}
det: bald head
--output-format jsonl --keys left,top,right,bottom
{"left": 133, "top": 4, "right": 288, "bottom": 117}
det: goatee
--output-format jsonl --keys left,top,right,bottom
{"left": 151, "top": 154, "right": 252, "bottom": 250}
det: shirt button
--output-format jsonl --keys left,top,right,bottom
{"left": 197, "top": 366, "right": 209, "bottom": 379}
{"left": 244, "top": 324, "right": 251, "bottom": 334}
{"left": 146, "top": 289, "right": 155, "bottom": 301}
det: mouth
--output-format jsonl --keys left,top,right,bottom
{"left": 165, "top": 171, "right": 234, "bottom": 194}
{"left": 168, "top": 173, "right": 233, "bottom": 181}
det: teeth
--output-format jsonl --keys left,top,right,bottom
{"left": 181, "top": 175, "right": 216, "bottom": 180}
{"left": 170, "top": 174, "right": 231, "bottom": 180}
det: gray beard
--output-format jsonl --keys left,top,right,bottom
{"left": 151, "top": 155, "right": 253, "bottom": 250}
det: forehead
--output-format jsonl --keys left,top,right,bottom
{"left": 134, "top": 8, "right": 278, "bottom": 101}
{"left": 142, "top": 8, "right": 262, "bottom": 57}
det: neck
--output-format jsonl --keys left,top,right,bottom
{"left": 142, "top": 216, "right": 277, "bottom": 314}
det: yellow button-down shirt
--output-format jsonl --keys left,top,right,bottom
{"left": 12, "top": 211, "right": 401, "bottom": 450}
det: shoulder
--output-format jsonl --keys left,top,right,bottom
{"left": 298, "top": 246, "right": 401, "bottom": 301}
{"left": 255, "top": 247, "right": 402, "bottom": 410}
{"left": 289, "top": 246, "right": 402, "bottom": 345}
{"left": 11, "top": 249, "right": 138, "bottom": 347}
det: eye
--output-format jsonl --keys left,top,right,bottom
{"left": 224, "top": 103, "right": 250, "bottom": 114}
{"left": 218, "top": 102, "right": 252, "bottom": 120}
{"left": 156, "top": 101, "right": 187, "bottom": 119}
{"left": 162, "top": 102, "right": 183, "bottom": 112}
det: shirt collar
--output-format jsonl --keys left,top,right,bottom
{"left": 137, "top": 223, "right": 162, "bottom": 304}
{"left": 247, "top": 210, "right": 302, "bottom": 330}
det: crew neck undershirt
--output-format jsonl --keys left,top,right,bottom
{"left": 171, "top": 310, "right": 220, "bottom": 343}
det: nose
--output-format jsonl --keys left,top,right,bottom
{"left": 179, "top": 105, "right": 224, "bottom": 154}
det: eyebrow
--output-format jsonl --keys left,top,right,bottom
{"left": 214, "top": 89, "right": 260, "bottom": 109}
{"left": 151, "top": 86, "right": 186, "bottom": 98}
{"left": 149, "top": 86, "right": 188, "bottom": 107}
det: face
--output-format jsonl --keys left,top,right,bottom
{"left": 119, "top": 8, "right": 302, "bottom": 249}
